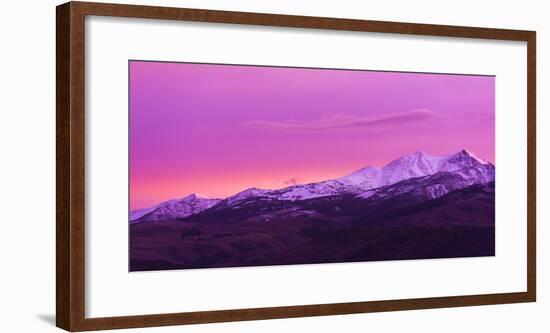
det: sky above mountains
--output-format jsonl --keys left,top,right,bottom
{"left": 129, "top": 61, "right": 495, "bottom": 210}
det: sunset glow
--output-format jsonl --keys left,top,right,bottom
{"left": 129, "top": 61, "right": 495, "bottom": 210}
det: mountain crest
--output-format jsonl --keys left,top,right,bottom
{"left": 456, "top": 149, "right": 490, "bottom": 164}
{"left": 131, "top": 149, "right": 493, "bottom": 223}
{"left": 131, "top": 194, "right": 222, "bottom": 223}
{"left": 182, "top": 193, "right": 210, "bottom": 201}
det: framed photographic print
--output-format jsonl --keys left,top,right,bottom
{"left": 56, "top": 1, "right": 536, "bottom": 331}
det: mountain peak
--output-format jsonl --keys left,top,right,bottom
{"left": 413, "top": 150, "right": 429, "bottom": 156}
{"left": 183, "top": 193, "right": 211, "bottom": 201}
{"left": 339, "top": 149, "right": 492, "bottom": 190}
{"left": 338, "top": 164, "right": 381, "bottom": 188}
{"left": 239, "top": 187, "right": 266, "bottom": 195}
{"left": 452, "top": 149, "right": 489, "bottom": 165}
{"left": 131, "top": 194, "right": 222, "bottom": 223}
{"left": 225, "top": 187, "right": 269, "bottom": 205}
{"left": 389, "top": 150, "right": 434, "bottom": 164}
{"left": 352, "top": 164, "right": 379, "bottom": 173}
{"left": 457, "top": 149, "right": 474, "bottom": 157}
{"left": 182, "top": 193, "right": 198, "bottom": 201}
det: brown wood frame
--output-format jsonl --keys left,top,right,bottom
{"left": 56, "top": 1, "right": 536, "bottom": 331}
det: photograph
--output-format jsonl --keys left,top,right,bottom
{"left": 129, "top": 61, "right": 496, "bottom": 271}
{"left": 0, "top": 0, "right": 541, "bottom": 331}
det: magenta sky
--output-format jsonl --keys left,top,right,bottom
{"left": 130, "top": 61, "right": 495, "bottom": 210}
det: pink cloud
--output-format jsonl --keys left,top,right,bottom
{"left": 242, "top": 109, "right": 438, "bottom": 132}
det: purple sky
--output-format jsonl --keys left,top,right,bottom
{"left": 130, "top": 61, "right": 495, "bottom": 210}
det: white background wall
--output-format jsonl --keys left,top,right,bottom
{"left": 0, "top": 0, "right": 546, "bottom": 332}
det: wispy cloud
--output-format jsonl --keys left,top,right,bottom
{"left": 283, "top": 177, "right": 300, "bottom": 186}
{"left": 242, "top": 109, "right": 438, "bottom": 132}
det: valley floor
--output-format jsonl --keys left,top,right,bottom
{"left": 130, "top": 220, "right": 494, "bottom": 271}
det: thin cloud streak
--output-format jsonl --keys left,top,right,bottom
{"left": 283, "top": 177, "right": 300, "bottom": 186}
{"left": 242, "top": 109, "right": 439, "bottom": 132}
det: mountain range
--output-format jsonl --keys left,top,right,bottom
{"left": 131, "top": 149, "right": 494, "bottom": 224}
{"left": 130, "top": 149, "right": 495, "bottom": 271}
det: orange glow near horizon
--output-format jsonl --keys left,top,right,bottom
{"left": 130, "top": 61, "right": 495, "bottom": 210}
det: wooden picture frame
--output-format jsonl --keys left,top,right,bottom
{"left": 56, "top": 1, "right": 536, "bottom": 331}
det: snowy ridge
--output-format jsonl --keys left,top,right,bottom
{"left": 338, "top": 149, "right": 490, "bottom": 190}
{"left": 220, "top": 149, "right": 492, "bottom": 205}
{"left": 129, "top": 198, "right": 184, "bottom": 221}
{"left": 131, "top": 194, "right": 221, "bottom": 223}
{"left": 130, "top": 149, "right": 494, "bottom": 222}
{"left": 355, "top": 163, "right": 495, "bottom": 201}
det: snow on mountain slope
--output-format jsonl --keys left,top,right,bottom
{"left": 356, "top": 163, "right": 495, "bottom": 201}
{"left": 219, "top": 149, "right": 492, "bottom": 206}
{"left": 221, "top": 179, "right": 359, "bottom": 207}
{"left": 131, "top": 194, "right": 222, "bottom": 223}
{"left": 272, "top": 180, "right": 353, "bottom": 200}
{"left": 337, "top": 165, "right": 382, "bottom": 190}
{"left": 225, "top": 188, "right": 269, "bottom": 205}
{"left": 339, "top": 149, "right": 490, "bottom": 190}
{"left": 130, "top": 199, "right": 178, "bottom": 221}
{"left": 130, "top": 149, "right": 494, "bottom": 222}
{"left": 437, "top": 149, "right": 490, "bottom": 172}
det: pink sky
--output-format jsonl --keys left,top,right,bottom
{"left": 130, "top": 61, "right": 495, "bottom": 210}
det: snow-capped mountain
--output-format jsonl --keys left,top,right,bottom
{"left": 131, "top": 194, "right": 221, "bottom": 223}
{"left": 356, "top": 163, "right": 495, "bottom": 201}
{"left": 130, "top": 149, "right": 496, "bottom": 271}
{"left": 220, "top": 149, "right": 493, "bottom": 206}
{"left": 339, "top": 149, "right": 490, "bottom": 190}
{"left": 130, "top": 198, "right": 185, "bottom": 221}
{"left": 131, "top": 149, "right": 494, "bottom": 223}
{"left": 222, "top": 180, "right": 355, "bottom": 206}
